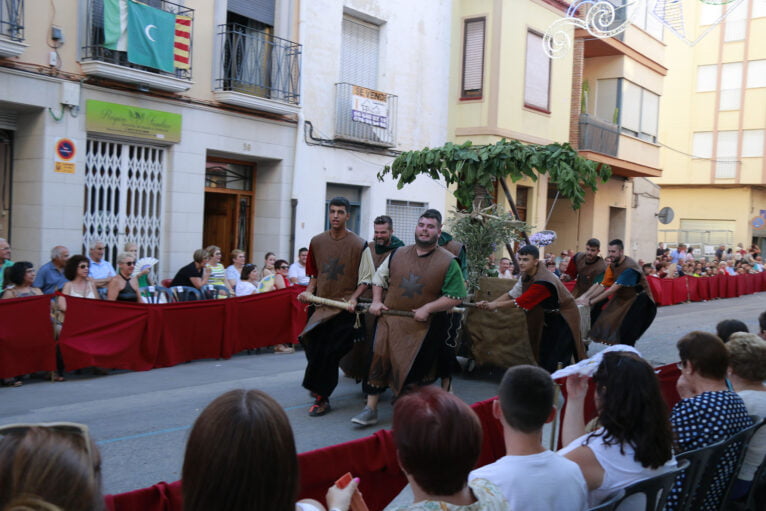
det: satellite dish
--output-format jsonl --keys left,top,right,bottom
{"left": 657, "top": 207, "right": 674, "bottom": 225}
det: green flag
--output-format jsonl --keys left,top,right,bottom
{"left": 127, "top": 0, "right": 175, "bottom": 73}
{"left": 104, "top": 0, "right": 127, "bottom": 51}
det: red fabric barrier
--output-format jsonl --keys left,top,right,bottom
{"left": 709, "top": 274, "right": 722, "bottom": 299}
{"left": 744, "top": 273, "right": 756, "bottom": 295}
{"left": 59, "top": 297, "right": 159, "bottom": 372}
{"left": 105, "top": 481, "right": 182, "bottom": 511}
{"left": 724, "top": 275, "right": 738, "bottom": 298}
{"left": 647, "top": 276, "right": 663, "bottom": 303}
{"left": 0, "top": 294, "right": 56, "bottom": 378}
{"left": 672, "top": 277, "right": 689, "bottom": 304}
{"left": 687, "top": 277, "right": 700, "bottom": 302}
{"left": 154, "top": 300, "right": 227, "bottom": 367}
{"left": 658, "top": 278, "right": 676, "bottom": 306}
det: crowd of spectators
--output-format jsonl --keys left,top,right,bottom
{"left": 645, "top": 242, "right": 764, "bottom": 279}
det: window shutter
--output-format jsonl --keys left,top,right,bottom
{"left": 228, "top": 0, "right": 275, "bottom": 27}
{"left": 524, "top": 31, "right": 550, "bottom": 110}
{"left": 462, "top": 19, "right": 485, "bottom": 97}
{"left": 340, "top": 17, "right": 379, "bottom": 89}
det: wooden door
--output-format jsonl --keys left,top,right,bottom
{"left": 203, "top": 192, "right": 237, "bottom": 251}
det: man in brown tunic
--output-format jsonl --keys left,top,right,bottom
{"left": 340, "top": 215, "right": 404, "bottom": 380}
{"left": 561, "top": 238, "right": 607, "bottom": 298}
{"left": 351, "top": 209, "right": 466, "bottom": 427}
{"left": 477, "top": 245, "right": 584, "bottom": 373}
{"left": 297, "top": 197, "right": 374, "bottom": 417}
{"left": 576, "top": 239, "right": 656, "bottom": 346}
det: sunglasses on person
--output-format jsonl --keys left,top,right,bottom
{"left": 122, "top": 261, "right": 135, "bottom": 266}
{"left": 0, "top": 422, "right": 95, "bottom": 474}
{"left": 278, "top": 265, "right": 289, "bottom": 270}
{"left": 78, "top": 263, "right": 89, "bottom": 269}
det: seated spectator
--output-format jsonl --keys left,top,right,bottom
{"left": 107, "top": 253, "right": 144, "bottom": 303}
{"left": 288, "top": 247, "right": 310, "bottom": 286}
{"left": 667, "top": 331, "right": 753, "bottom": 510}
{"left": 59, "top": 255, "right": 99, "bottom": 309}
{"left": 226, "top": 249, "right": 246, "bottom": 289}
{"left": 87, "top": 240, "right": 115, "bottom": 288}
{"left": 205, "top": 245, "right": 233, "bottom": 294}
{"left": 716, "top": 319, "right": 749, "bottom": 343}
{"left": 261, "top": 252, "right": 277, "bottom": 278}
{"left": 559, "top": 352, "right": 675, "bottom": 509}
{"left": 0, "top": 422, "right": 103, "bottom": 511}
{"left": 546, "top": 260, "right": 561, "bottom": 278}
{"left": 726, "top": 333, "right": 766, "bottom": 500}
{"left": 274, "top": 259, "right": 293, "bottom": 290}
{"left": 390, "top": 386, "right": 508, "bottom": 510}
{"left": 235, "top": 264, "right": 260, "bottom": 297}
{"left": 182, "top": 389, "right": 356, "bottom": 511}
{"left": 469, "top": 365, "right": 587, "bottom": 510}
{"left": 170, "top": 249, "right": 210, "bottom": 290}
{"left": 1, "top": 262, "right": 43, "bottom": 299}
{"left": 124, "top": 242, "right": 152, "bottom": 289}
{"left": 0, "top": 237, "right": 12, "bottom": 292}
{"left": 33, "top": 245, "right": 69, "bottom": 294}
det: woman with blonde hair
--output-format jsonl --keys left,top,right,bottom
{"left": 106, "top": 253, "right": 144, "bottom": 303}
{"left": 226, "top": 249, "right": 246, "bottom": 289}
{"left": 205, "top": 245, "right": 233, "bottom": 294}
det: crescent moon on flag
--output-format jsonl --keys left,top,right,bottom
{"left": 144, "top": 24, "right": 158, "bottom": 42}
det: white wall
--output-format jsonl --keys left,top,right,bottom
{"left": 292, "top": 0, "right": 453, "bottom": 249}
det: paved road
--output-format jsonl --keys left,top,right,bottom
{"left": 0, "top": 293, "right": 764, "bottom": 495}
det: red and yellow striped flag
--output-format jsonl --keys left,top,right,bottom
{"left": 174, "top": 15, "right": 192, "bottom": 70}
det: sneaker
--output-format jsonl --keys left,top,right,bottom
{"left": 308, "top": 399, "right": 331, "bottom": 417}
{"left": 351, "top": 406, "right": 378, "bottom": 426}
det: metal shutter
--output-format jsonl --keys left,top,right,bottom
{"left": 340, "top": 17, "right": 379, "bottom": 89}
{"left": 0, "top": 112, "right": 17, "bottom": 131}
{"left": 462, "top": 18, "right": 485, "bottom": 97}
{"left": 228, "top": 0, "right": 275, "bottom": 26}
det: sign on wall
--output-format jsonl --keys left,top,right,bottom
{"left": 351, "top": 85, "right": 388, "bottom": 128}
{"left": 86, "top": 100, "right": 182, "bottom": 143}
{"left": 54, "top": 137, "right": 76, "bottom": 174}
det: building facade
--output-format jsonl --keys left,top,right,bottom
{"left": 449, "top": 0, "right": 664, "bottom": 261}
{"left": 652, "top": 0, "right": 766, "bottom": 254}
{"left": 0, "top": 0, "right": 450, "bottom": 279}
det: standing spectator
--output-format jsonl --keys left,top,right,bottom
{"left": 261, "top": 252, "right": 277, "bottom": 278}
{"left": 390, "top": 386, "right": 508, "bottom": 511}
{"left": 0, "top": 237, "right": 12, "bottom": 291}
{"left": 497, "top": 257, "right": 513, "bottom": 279}
{"left": 558, "top": 251, "right": 571, "bottom": 275}
{"left": 225, "top": 249, "right": 246, "bottom": 289}
{"left": 667, "top": 331, "right": 753, "bottom": 511}
{"left": 33, "top": 245, "right": 70, "bottom": 294}
{"left": 469, "top": 366, "right": 587, "bottom": 510}
{"left": 656, "top": 242, "right": 665, "bottom": 257}
{"left": 670, "top": 244, "right": 686, "bottom": 264}
{"left": 288, "top": 247, "right": 310, "bottom": 286}
{"left": 107, "top": 253, "right": 144, "bottom": 303}
{"left": 87, "top": 240, "right": 116, "bottom": 288}
{"left": 235, "top": 264, "right": 260, "bottom": 297}
{"left": 716, "top": 244, "right": 726, "bottom": 260}
{"left": 725, "top": 333, "right": 766, "bottom": 500}
{"left": 205, "top": 245, "right": 233, "bottom": 294}
{"left": 170, "top": 249, "right": 210, "bottom": 290}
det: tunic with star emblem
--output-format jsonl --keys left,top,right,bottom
{"left": 367, "top": 245, "right": 466, "bottom": 395}
{"left": 300, "top": 230, "right": 373, "bottom": 337}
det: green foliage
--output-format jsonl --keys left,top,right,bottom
{"left": 378, "top": 139, "right": 611, "bottom": 210}
{"left": 447, "top": 206, "right": 531, "bottom": 292}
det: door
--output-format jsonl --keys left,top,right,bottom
{"left": 203, "top": 193, "right": 237, "bottom": 251}
{"left": 204, "top": 159, "right": 255, "bottom": 254}
{"left": 0, "top": 130, "right": 11, "bottom": 242}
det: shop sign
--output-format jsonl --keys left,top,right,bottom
{"left": 86, "top": 100, "right": 181, "bottom": 143}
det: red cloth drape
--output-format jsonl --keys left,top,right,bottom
{"left": 105, "top": 480, "right": 182, "bottom": 511}
{"left": 672, "top": 277, "right": 688, "bottom": 304}
{"left": 0, "top": 294, "right": 56, "bottom": 378}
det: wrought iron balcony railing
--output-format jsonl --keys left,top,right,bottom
{"left": 578, "top": 114, "right": 619, "bottom": 157}
{"left": 0, "top": 0, "right": 24, "bottom": 41}
{"left": 81, "top": 0, "right": 193, "bottom": 81}
{"left": 334, "top": 83, "right": 397, "bottom": 147}
{"left": 214, "top": 23, "right": 301, "bottom": 106}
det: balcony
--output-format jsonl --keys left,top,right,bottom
{"left": 334, "top": 83, "right": 397, "bottom": 148}
{"left": 80, "top": 0, "right": 193, "bottom": 93}
{"left": 213, "top": 23, "right": 301, "bottom": 116}
{"left": 577, "top": 114, "right": 661, "bottom": 177}
{"left": 0, "top": 0, "right": 26, "bottom": 58}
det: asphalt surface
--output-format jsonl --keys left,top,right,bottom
{"left": 0, "top": 292, "right": 764, "bottom": 496}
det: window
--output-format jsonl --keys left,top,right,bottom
{"left": 754, "top": 0, "right": 766, "bottom": 18}
{"left": 461, "top": 18, "right": 485, "bottom": 98}
{"left": 697, "top": 65, "right": 717, "bottom": 92}
{"left": 747, "top": 60, "right": 766, "bottom": 88}
{"left": 386, "top": 200, "right": 427, "bottom": 245}
{"left": 742, "top": 130, "right": 765, "bottom": 157}
{"left": 716, "top": 131, "right": 738, "bottom": 178}
{"left": 724, "top": 0, "right": 748, "bottom": 42}
{"left": 325, "top": 184, "right": 362, "bottom": 234}
{"left": 524, "top": 31, "right": 551, "bottom": 112}
{"left": 720, "top": 62, "right": 742, "bottom": 110}
{"left": 692, "top": 132, "right": 713, "bottom": 159}
{"left": 595, "top": 79, "right": 659, "bottom": 142}
{"left": 340, "top": 16, "right": 379, "bottom": 89}
{"left": 515, "top": 186, "right": 529, "bottom": 222}
{"left": 628, "top": 0, "right": 663, "bottom": 39}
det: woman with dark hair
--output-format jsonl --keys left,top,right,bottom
{"left": 235, "top": 263, "right": 260, "bottom": 297}
{"left": 58, "top": 255, "right": 99, "bottom": 311}
{"left": 1, "top": 262, "right": 43, "bottom": 299}
{"left": 558, "top": 351, "right": 675, "bottom": 509}
{"left": 666, "top": 331, "right": 753, "bottom": 510}
{"left": 274, "top": 259, "right": 293, "bottom": 290}
{"left": 182, "top": 389, "right": 357, "bottom": 511}
{"left": 389, "top": 386, "right": 507, "bottom": 510}
{"left": 0, "top": 422, "right": 104, "bottom": 511}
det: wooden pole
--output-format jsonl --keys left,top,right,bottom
{"left": 497, "top": 178, "right": 531, "bottom": 275}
